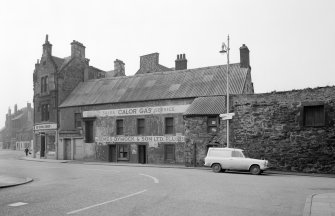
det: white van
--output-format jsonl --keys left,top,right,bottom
{"left": 204, "top": 148, "right": 269, "bottom": 175}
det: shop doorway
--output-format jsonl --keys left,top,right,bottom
{"left": 40, "top": 135, "right": 45, "bottom": 157}
{"left": 138, "top": 145, "right": 146, "bottom": 164}
{"left": 109, "top": 145, "right": 116, "bottom": 162}
{"left": 64, "top": 139, "right": 72, "bottom": 160}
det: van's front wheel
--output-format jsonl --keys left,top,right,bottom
{"left": 250, "top": 165, "right": 261, "bottom": 175}
{"left": 212, "top": 163, "right": 222, "bottom": 173}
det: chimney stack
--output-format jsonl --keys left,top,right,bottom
{"left": 42, "top": 34, "right": 52, "bottom": 57}
{"left": 71, "top": 40, "right": 86, "bottom": 59}
{"left": 239, "top": 44, "right": 250, "bottom": 68}
{"left": 114, "top": 59, "right": 125, "bottom": 76}
{"left": 14, "top": 104, "right": 18, "bottom": 114}
{"left": 175, "top": 54, "right": 187, "bottom": 70}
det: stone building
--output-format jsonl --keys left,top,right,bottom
{"left": 0, "top": 103, "right": 34, "bottom": 150}
{"left": 32, "top": 35, "right": 125, "bottom": 159}
{"left": 57, "top": 46, "right": 253, "bottom": 164}
{"left": 230, "top": 86, "right": 335, "bottom": 174}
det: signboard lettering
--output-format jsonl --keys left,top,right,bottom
{"left": 95, "top": 135, "right": 185, "bottom": 144}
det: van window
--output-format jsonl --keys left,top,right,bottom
{"left": 232, "top": 151, "right": 244, "bottom": 158}
{"left": 209, "top": 149, "right": 231, "bottom": 157}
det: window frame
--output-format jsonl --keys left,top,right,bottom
{"left": 74, "top": 113, "right": 82, "bottom": 129}
{"left": 165, "top": 117, "right": 174, "bottom": 134}
{"left": 116, "top": 119, "right": 124, "bottom": 135}
{"left": 303, "top": 104, "right": 325, "bottom": 127}
{"left": 137, "top": 118, "right": 145, "bottom": 135}
{"left": 207, "top": 116, "right": 219, "bottom": 133}
{"left": 41, "top": 104, "right": 49, "bottom": 121}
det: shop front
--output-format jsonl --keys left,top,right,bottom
{"left": 33, "top": 123, "right": 57, "bottom": 159}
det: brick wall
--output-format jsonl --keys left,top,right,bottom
{"left": 231, "top": 86, "right": 335, "bottom": 173}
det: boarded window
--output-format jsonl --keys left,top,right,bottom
{"left": 165, "top": 117, "right": 174, "bottom": 134}
{"left": 116, "top": 119, "right": 124, "bottom": 135}
{"left": 85, "top": 120, "right": 94, "bottom": 143}
{"left": 74, "top": 113, "right": 82, "bottom": 128}
{"left": 137, "top": 119, "right": 145, "bottom": 135}
{"left": 304, "top": 105, "right": 325, "bottom": 127}
{"left": 118, "top": 145, "right": 129, "bottom": 160}
{"left": 164, "top": 144, "right": 175, "bottom": 161}
{"left": 207, "top": 116, "right": 218, "bottom": 133}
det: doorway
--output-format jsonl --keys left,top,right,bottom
{"left": 138, "top": 145, "right": 146, "bottom": 164}
{"left": 40, "top": 135, "right": 45, "bottom": 158}
{"left": 109, "top": 145, "right": 116, "bottom": 162}
{"left": 64, "top": 139, "right": 71, "bottom": 160}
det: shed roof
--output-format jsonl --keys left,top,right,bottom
{"left": 60, "top": 63, "right": 248, "bottom": 108}
{"left": 183, "top": 96, "right": 226, "bottom": 115}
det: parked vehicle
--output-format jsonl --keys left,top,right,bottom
{"left": 204, "top": 147, "right": 269, "bottom": 175}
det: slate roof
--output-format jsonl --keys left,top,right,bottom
{"left": 60, "top": 63, "right": 249, "bottom": 108}
{"left": 183, "top": 96, "right": 226, "bottom": 115}
{"left": 52, "top": 56, "right": 65, "bottom": 69}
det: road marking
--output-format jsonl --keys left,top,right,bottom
{"left": 139, "top": 173, "right": 159, "bottom": 184}
{"left": 66, "top": 189, "right": 147, "bottom": 215}
{"left": 8, "top": 202, "right": 28, "bottom": 207}
{"left": 83, "top": 168, "right": 120, "bottom": 173}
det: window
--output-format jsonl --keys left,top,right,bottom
{"left": 165, "top": 117, "right": 174, "bottom": 134}
{"left": 85, "top": 120, "right": 94, "bottom": 143}
{"left": 116, "top": 119, "right": 124, "bottom": 135}
{"left": 207, "top": 116, "right": 218, "bottom": 133}
{"left": 74, "top": 113, "right": 82, "bottom": 128}
{"left": 137, "top": 119, "right": 145, "bottom": 135}
{"left": 40, "top": 76, "right": 48, "bottom": 93}
{"left": 41, "top": 104, "right": 49, "bottom": 121}
{"left": 164, "top": 144, "right": 175, "bottom": 161}
{"left": 304, "top": 105, "right": 325, "bottom": 127}
{"left": 118, "top": 145, "right": 129, "bottom": 160}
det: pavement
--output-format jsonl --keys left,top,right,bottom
{"left": 1, "top": 156, "right": 334, "bottom": 216}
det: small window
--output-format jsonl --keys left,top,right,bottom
{"left": 118, "top": 145, "right": 129, "bottom": 160}
{"left": 207, "top": 116, "right": 218, "bottom": 133}
{"left": 74, "top": 113, "right": 82, "bottom": 128}
{"left": 41, "top": 104, "right": 49, "bottom": 121}
{"left": 85, "top": 120, "right": 94, "bottom": 143}
{"left": 137, "top": 119, "right": 145, "bottom": 135}
{"left": 116, "top": 119, "right": 124, "bottom": 135}
{"left": 304, "top": 105, "right": 325, "bottom": 127}
{"left": 164, "top": 144, "right": 175, "bottom": 161}
{"left": 165, "top": 117, "right": 174, "bottom": 134}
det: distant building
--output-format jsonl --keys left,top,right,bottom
{"left": 0, "top": 103, "right": 33, "bottom": 150}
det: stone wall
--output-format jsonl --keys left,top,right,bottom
{"left": 231, "top": 86, "right": 335, "bottom": 174}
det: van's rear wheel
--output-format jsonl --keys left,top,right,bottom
{"left": 250, "top": 165, "right": 261, "bottom": 175}
{"left": 212, "top": 164, "right": 222, "bottom": 173}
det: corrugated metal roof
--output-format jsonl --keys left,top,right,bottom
{"left": 184, "top": 96, "right": 226, "bottom": 115}
{"left": 60, "top": 63, "right": 248, "bottom": 107}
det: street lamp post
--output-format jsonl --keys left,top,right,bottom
{"left": 220, "top": 35, "right": 230, "bottom": 148}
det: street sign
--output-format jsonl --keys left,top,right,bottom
{"left": 220, "top": 113, "right": 235, "bottom": 120}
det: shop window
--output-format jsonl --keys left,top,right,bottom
{"left": 41, "top": 104, "right": 49, "bottom": 121}
{"left": 208, "top": 116, "right": 218, "bottom": 133}
{"left": 304, "top": 105, "right": 325, "bottom": 127}
{"left": 164, "top": 144, "right": 175, "bottom": 161}
{"left": 118, "top": 145, "right": 129, "bottom": 160}
{"left": 116, "top": 119, "right": 124, "bottom": 135}
{"left": 165, "top": 117, "right": 174, "bottom": 134}
{"left": 85, "top": 120, "right": 94, "bottom": 143}
{"left": 137, "top": 119, "right": 145, "bottom": 135}
{"left": 74, "top": 113, "right": 82, "bottom": 128}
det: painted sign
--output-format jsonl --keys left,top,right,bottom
{"left": 220, "top": 113, "right": 235, "bottom": 120}
{"left": 83, "top": 105, "right": 190, "bottom": 118}
{"left": 34, "top": 123, "right": 57, "bottom": 131}
{"left": 95, "top": 135, "right": 185, "bottom": 144}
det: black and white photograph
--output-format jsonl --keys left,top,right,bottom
{"left": 0, "top": 0, "right": 335, "bottom": 215}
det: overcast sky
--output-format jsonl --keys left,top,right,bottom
{"left": 1, "top": 0, "right": 335, "bottom": 128}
